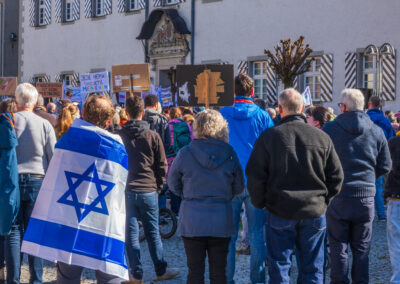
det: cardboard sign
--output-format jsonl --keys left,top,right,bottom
{"left": 0, "top": 77, "right": 18, "bottom": 96}
{"left": 80, "top": 71, "right": 110, "bottom": 94}
{"left": 176, "top": 65, "right": 234, "bottom": 107}
{"left": 36, "top": 82, "right": 63, "bottom": 98}
{"left": 112, "top": 64, "right": 150, "bottom": 93}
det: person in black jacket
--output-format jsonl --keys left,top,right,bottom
{"left": 142, "top": 94, "right": 171, "bottom": 153}
{"left": 119, "top": 95, "right": 178, "bottom": 283}
{"left": 246, "top": 88, "right": 343, "bottom": 283}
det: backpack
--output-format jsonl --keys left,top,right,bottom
{"left": 167, "top": 118, "right": 193, "bottom": 158}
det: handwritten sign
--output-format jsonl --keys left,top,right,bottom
{"left": 80, "top": 71, "right": 110, "bottom": 94}
{"left": 112, "top": 64, "right": 150, "bottom": 93}
{"left": 0, "top": 77, "right": 18, "bottom": 96}
{"left": 36, "top": 82, "right": 63, "bottom": 98}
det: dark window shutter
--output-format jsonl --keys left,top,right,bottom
{"left": 61, "top": 0, "right": 66, "bottom": 22}
{"left": 124, "top": 0, "right": 130, "bottom": 11}
{"left": 91, "top": 0, "right": 97, "bottom": 17}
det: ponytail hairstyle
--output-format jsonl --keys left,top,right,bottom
{"left": 55, "top": 103, "right": 79, "bottom": 139}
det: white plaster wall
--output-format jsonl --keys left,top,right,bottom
{"left": 20, "top": 0, "right": 400, "bottom": 110}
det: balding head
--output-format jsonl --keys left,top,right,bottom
{"left": 278, "top": 88, "right": 304, "bottom": 117}
{"left": 82, "top": 94, "right": 115, "bottom": 129}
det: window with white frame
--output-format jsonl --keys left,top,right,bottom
{"left": 63, "top": 74, "right": 73, "bottom": 86}
{"left": 362, "top": 54, "right": 376, "bottom": 89}
{"left": 165, "top": 0, "right": 179, "bottom": 5}
{"left": 129, "top": 0, "right": 140, "bottom": 10}
{"left": 38, "top": 0, "right": 45, "bottom": 25}
{"left": 252, "top": 61, "right": 268, "bottom": 99}
{"left": 35, "top": 76, "right": 45, "bottom": 83}
{"left": 65, "top": 0, "right": 74, "bottom": 21}
{"left": 95, "top": 0, "right": 105, "bottom": 16}
{"left": 303, "top": 57, "right": 322, "bottom": 101}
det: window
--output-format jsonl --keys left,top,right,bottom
{"left": 35, "top": 76, "right": 45, "bottom": 83}
{"left": 252, "top": 61, "right": 268, "bottom": 99}
{"left": 95, "top": 0, "right": 105, "bottom": 16}
{"left": 63, "top": 74, "right": 73, "bottom": 86}
{"left": 303, "top": 58, "right": 321, "bottom": 101}
{"left": 38, "top": 0, "right": 45, "bottom": 25}
{"left": 165, "top": 0, "right": 179, "bottom": 5}
{"left": 65, "top": 0, "right": 73, "bottom": 21}
{"left": 129, "top": 0, "right": 139, "bottom": 10}
{"left": 362, "top": 54, "right": 376, "bottom": 89}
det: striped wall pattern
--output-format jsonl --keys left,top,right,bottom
{"left": 55, "top": 0, "right": 62, "bottom": 22}
{"left": 345, "top": 52, "right": 357, "bottom": 89}
{"left": 71, "top": 73, "right": 80, "bottom": 87}
{"left": 73, "top": 0, "right": 81, "bottom": 20}
{"left": 84, "top": 0, "right": 92, "bottom": 17}
{"left": 237, "top": 61, "right": 248, "bottom": 74}
{"left": 31, "top": 75, "right": 50, "bottom": 84}
{"left": 381, "top": 52, "right": 396, "bottom": 101}
{"left": 29, "top": 0, "right": 36, "bottom": 26}
{"left": 265, "top": 64, "right": 277, "bottom": 104}
{"left": 55, "top": 74, "right": 62, "bottom": 82}
{"left": 320, "top": 53, "right": 334, "bottom": 102}
{"left": 118, "top": 0, "right": 145, "bottom": 12}
{"left": 293, "top": 77, "right": 298, "bottom": 89}
{"left": 104, "top": 0, "right": 112, "bottom": 15}
{"left": 44, "top": 0, "right": 52, "bottom": 25}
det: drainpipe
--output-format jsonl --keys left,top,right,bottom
{"left": 190, "top": 0, "right": 195, "bottom": 64}
{"left": 144, "top": 0, "right": 149, "bottom": 62}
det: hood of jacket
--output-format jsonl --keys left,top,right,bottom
{"left": 0, "top": 113, "right": 18, "bottom": 150}
{"left": 335, "top": 110, "right": 374, "bottom": 135}
{"left": 188, "top": 139, "right": 233, "bottom": 170}
{"left": 143, "top": 109, "right": 163, "bottom": 124}
{"left": 367, "top": 108, "right": 387, "bottom": 124}
{"left": 121, "top": 120, "right": 150, "bottom": 139}
{"left": 224, "top": 96, "right": 262, "bottom": 120}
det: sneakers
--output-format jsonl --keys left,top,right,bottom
{"left": 122, "top": 275, "right": 143, "bottom": 284}
{"left": 156, "top": 267, "right": 179, "bottom": 281}
{"left": 236, "top": 243, "right": 250, "bottom": 255}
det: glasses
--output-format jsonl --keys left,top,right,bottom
{"left": 338, "top": 103, "right": 346, "bottom": 108}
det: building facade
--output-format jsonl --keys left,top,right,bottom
{"left": 20, "top": 0, "right": 400, "bottom": 110}
{"left": 0, "top": 0, "right": 19, "bottom": 77}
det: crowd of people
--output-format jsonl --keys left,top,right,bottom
{"left": 0, "top": 73, "right": 399, "bottom": 284}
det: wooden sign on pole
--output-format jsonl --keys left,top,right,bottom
{"left": 0, "top": 77, "right": 18, "bottom": 96}
{"left": 36, "top": 82, "right": 63, "bottom": 98}
{"left": 176, "top": 65, "right": 234, "bottom": 107}
{"left": 112, "top": 63, "right": 150, "bottom": 93}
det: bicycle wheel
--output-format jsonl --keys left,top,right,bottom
{"left": 159, "top": 208, "right": 177, "bottom": 239}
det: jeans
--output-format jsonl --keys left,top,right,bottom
{"left": 327, "top": 197, "right": 374, "bottom": 284}
{"left": 387, "top": 200, "right": 400, "bottom": 284}
{"left": 375, "top": 177, "right": 386, "bottom": 219}
{"left": 226, "top": 188, "right": 266, "bottom": 284}
{"left": 125, "top": 191, "right": 167, "bottom": 280}
{"left": 265, "top": 210, "right": 326, "bottom": 284}
{"left": 0, "top": 236, "right": 4, "bottom": 283}
{"left": 182, "top": 237, "right": 230, "bottom": 284}
{"left": 5, "top": 174, "right": 44, "bottom": 284}
{"left": 57, "top": 262, "right": 121, "bottom": 284}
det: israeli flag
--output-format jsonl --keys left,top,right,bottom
{"left": 21, "top": 119, "right": 129, "bottom": 280}
{"left": 302, "top": 86, "right": 313, "bottom": 107}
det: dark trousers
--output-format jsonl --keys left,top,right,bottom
{"left": 327, "top": 197, "right": 374, "bottom": 284}
{"left": 182, "top": 236, "right": 230, "bottom": 284}
{"left": 57, "top": 262, "right": 121, "bottom": 284}
{"left": 5, "top": 175, "right": 44, "bottom": 284}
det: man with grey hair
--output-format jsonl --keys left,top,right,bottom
{"left": 323, "top": 88, "right": 391, "bottom": 283}
{"left": 247, "top": 88, "right": 343, "bottom": 283}
{"left": 5, "top": 83, "right": 56, "bottom": 284}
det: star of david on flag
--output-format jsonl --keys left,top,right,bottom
{"left": 57, "top": 163, "right": 115, "bottom": 222}
{"left": 21, "top": 119, "right": 129, "bottom": 280}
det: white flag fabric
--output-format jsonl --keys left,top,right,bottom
{"left": 21, "top": 119, "right": 129, "bottom": 280}
{"left": 302, "top": 86, "right": 313, "bottom": 107}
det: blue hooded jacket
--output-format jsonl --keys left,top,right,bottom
{"left": 366, "top": 108, "right": 394, "bottom": 139}
{"left": 0, "top": 113, "right": 19, "bottom": 235}
{"left": 220, "top": 96, "right": 274, "bottom": 184}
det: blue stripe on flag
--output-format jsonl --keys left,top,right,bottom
{"left": 24, "top": 218, "right": 127, "bottom": 268}
{"left": 56, "top": 127, "right": 128, "bottom": 170}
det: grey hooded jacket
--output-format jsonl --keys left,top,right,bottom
{"left": 167, "top": 139, "right": 244, "bottom": 237}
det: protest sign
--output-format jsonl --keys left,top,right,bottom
{"left": 80, "top": 72, "right": 110, "bottom": 94}
{"left": 112, "top": 64, "right": 150, "bottom": 93}
{"left": 176, "top": 65, "right": 234, "bottom": 107}
{"left": 36, "top": 82, "right": 63, "bottom": 98}
{"left": 0, "top": 77, "right": 18, "bottom": 96}
{"left": 118, "top": 92, "right": 126, "bottom": 104}
{"left": 302, "top": 86, "right": 313, "bottom": 106}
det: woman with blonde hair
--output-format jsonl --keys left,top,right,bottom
{"left": 168, "top": 110, "right": 244, "bottom": 284}
{"left": 55, "top": 102, "right": 80, "bottom": 139}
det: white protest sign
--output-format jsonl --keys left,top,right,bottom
{"left": 80, "top": 72, "right": 110, "bottom": 94}
{"left": 302, "top": 86, "right": 313, "bottom": 107}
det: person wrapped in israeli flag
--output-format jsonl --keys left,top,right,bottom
{"left": 21, "top": 102, "right": 129, "bottom": 280}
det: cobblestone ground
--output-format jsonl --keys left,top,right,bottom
{"left": 19, "top": 219, "right": 390, "bottom": 283}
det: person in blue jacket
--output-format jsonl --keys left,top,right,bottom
{"left": 220, "top": 73, "right": 274, "bottom": 284}
{"left": 367, "top": 96, "right": 393, "bottom": 220}
{"left": 0, "top": 111, "right": 19, "bottom": 283}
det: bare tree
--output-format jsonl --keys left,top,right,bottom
{"left": 264, "top": 36, "right": 313, "bottom": 88}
